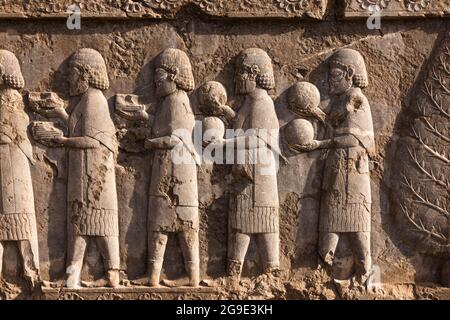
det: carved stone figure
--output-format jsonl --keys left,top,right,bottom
{"left": 290, "top": 48, "right": 374, "bottom": 284}
{"left": 32, "top": 48, "right": 120, "bottom": 288}
{"left": 0, "top": 50, "right": 40, "bottom": 288}
{"left": 208, "top": 48, "right": 280, "bottom": 279}
{"left": 144, "top": 48, "right": 199, "bottom": 287}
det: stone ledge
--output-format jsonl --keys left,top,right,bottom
{"left": 343, "top": 0, "right": 450, "bottom": 19}
{"left": 42, "top": 286, "right": 219, "bottom": 300}
{"left": 0, "top": 0, "right": 328, "bottom": 20}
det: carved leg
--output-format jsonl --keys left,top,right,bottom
{"left": 319, "top": 232, "right": 340, "bottom": 267}
{"left": 228, "top": 231, "right": 250, "bottom": 278}
{"left": 66, "top": 235, "right": 88, "bottom": 289}
{"left": 178, "top": 228, "right": 200, "bottom": 287}
{"left": 147, "top": 231, "right": 168, "bottom": 287}
{"left": 349, "top": 231, "right": 371, "bottom": 282}
{"left": 256, "top": 232, "right": 280, "bottom": 273}
{"left": 96, "top": 236, "right": 120, "bottom": 288}
{"left": 17, "top": 240, "right": 40, "bottom": 289}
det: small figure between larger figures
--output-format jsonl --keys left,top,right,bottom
{"left": 290, "top": 48, "right": 375, "bottom": 285}
{"left": 32, "top": 48, "right": 120, "bottom": 288}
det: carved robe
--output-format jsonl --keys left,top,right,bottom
{"left": 0, "top": 89, "right": 37, "bottom": 241}
{"left": 229, "top": 90, "right": 280, "bottom": 234}
{"left": 148, "top": 90, "right": 199, "bottom": 232}
{"left": 67, "top": 89, "right": 119, "bottom": 237}
{"left": 320, "top": 87, "right": 374, "bottom": 233}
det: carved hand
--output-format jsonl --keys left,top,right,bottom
{"left": 50, "top": 136, "right": 67, "bottom": 146}
{"left": 116, "top": 109, "right": 150, "bottom": 122}
{"left": 206, "top": 138, "right": 226, "bottom": 151}
{"left": 0, "top": 133, "right": 13, "bottom": 144}
{"left": 217, "top": 105, "right": 236, "bottom": 121}
{"left": 41, "top": 107, "right": 69, "bottom": 122}
{"left": 34, "top": 136, "right": 65, "bottom": 148}
{"left": 288, "top": 140, "right": 321, "bottom": 153}
{"left": 47, "top": 136, "right": 100, "bottom": 149}
{"left": 144, "top": 138, "right": 157, "bottom": 150}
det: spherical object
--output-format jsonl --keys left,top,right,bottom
{"left": 198, "top": 81, "right": 228, "bottom": 116}
{"left": 284, "top": 118, "right": 315, "bottom": 146}
{"left": 202, "top": 116, "right": 225, "bottom": 143}
{"left": 288, "top": 82, "right": 321, "bottom": 117}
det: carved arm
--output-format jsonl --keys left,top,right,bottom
{"left": 288, "top": 134, "right": 360, "bottom": 153}
{"left": 144, "top": 136, "right": 181, "bottom": 150}
{"left": 51, "top": 136, "right": 100, "bottom": 149}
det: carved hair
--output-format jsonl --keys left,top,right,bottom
{"left": 236, "top": 48, "right": 275, "bottom": 90}
{"left": 70, "top": 48, "right": 109, "bottom": 91}
{"left": 156, "top": 48, "right": 195, "bottom": 92}
{"left": 329, "top": 48, "right": 369, "bottom": 88}
{"left": 0, "top": 50, "right": 25, "bottom": 89}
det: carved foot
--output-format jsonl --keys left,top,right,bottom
{"left": 107, "top": 270, "right": 120, "bottom": 288}
{"left": 148, "top": 261, "right": 163, "bottom": 287}
{"left": 23, "top": 273, "right": 41, "bottom": 292}
{"left": 148, "top": 276, "right": 161, "bottom": 287}
{"left": 65, "top": 267, "right": 81, "bottom": 289}
{"left": 227, "top": 259, "right": 243, "bottom": 278}
{"left": 161, "top": 277, "right": 199, "bottom": 288}
{"left": 187, "top": 263, "right": 200, "bottom": 287}
{"left": 263, "top": 266, "right": 280, "bottom": 276}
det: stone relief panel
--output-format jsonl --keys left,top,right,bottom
{"left": 0, "top": 0, "right": 328, "bottom": 19}
{"left": 0, "top": 7, "right": 448, "bottom": 300}
{"left": 344, "top": 0, "right": 450, "bottom": 18}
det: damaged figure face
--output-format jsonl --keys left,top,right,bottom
{"left": 155, "top": 67, "right": 177, "bottom": 98}
{"left": 68, "top": 65, "right": 88, "bottom": 97}
{"left": 328, "top": 64, "right": 354, "bottom": 96}
{"left": 235, "top": 64, "right": 257, "bottom": 95}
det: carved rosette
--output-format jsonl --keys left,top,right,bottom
{"left": 177, "top": 293, "right": 203, "bottom": 300}
{"left": 150, "top": 0, "right": 185, "bottom": 10}
{"left": 275, "top": 0, "right": 309, "bottom": 13}
{"left": 239, "top": 0, "right": 267, "bottom": 11}
{"left": 138, "top": 292, "right": 163, "bottom": 300}
{"left": 356, "top": 0, "right": 392, "bottom": 10}
{"left": 193, "top": 0, "right": 225, "bottom": 12}
{"left": 96, "top": 292, "right": 125, "bottom": 300}
{"left": 57, "top": 292, "right": 84, "bottom": 300}
{"left": 404, "top": 0, "right": 431, "bottom": 12}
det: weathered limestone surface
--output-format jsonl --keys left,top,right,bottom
{"left": 0, "top": 0, "right": 328, "bottom": 19}
{"left": 0, "top": 0, "right": 449, "bottom": 300}
{"left": 343, "top": 0, "right": 450, "bottom": 18}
